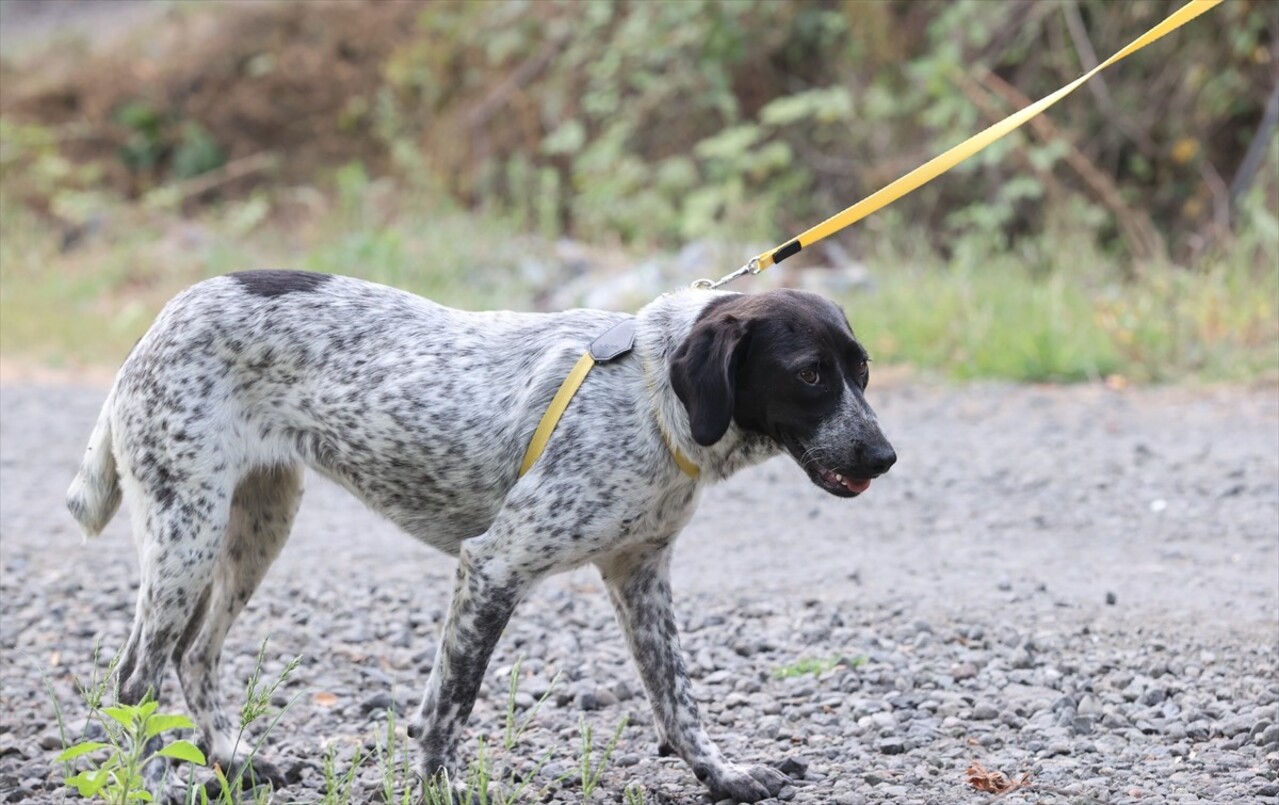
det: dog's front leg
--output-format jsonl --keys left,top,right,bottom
{"left": 408, "top": 535, "right": 534, "bottom": 783}
{"left": 598, "top": 544, "right": 789, "bottom": 803}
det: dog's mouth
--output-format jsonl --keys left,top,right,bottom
{"left": 777, "top": 433, "right": 878, "bottom": 498}
{"left": 813, "top": 465, "right": 873, "bottom": 497}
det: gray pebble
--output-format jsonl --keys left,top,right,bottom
{"left": 1258, "top": 724, "right": 1279, "bottom": 746}
{"left": 951, "top": 662, "right": 978, "bottom": 681}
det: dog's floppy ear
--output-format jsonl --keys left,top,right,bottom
{"left": 669, "top": 308, "right": 750, "bottom": 446}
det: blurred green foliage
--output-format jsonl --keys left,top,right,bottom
{"left": 2, "top": 0, "right": 1273, "bottom": 259}
{"left": 366, "top": 0, "right": 1276, "bottom": 261}
{"left": 0, "top": 0, "right": 1275, "bottom": 383}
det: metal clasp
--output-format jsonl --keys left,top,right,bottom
{"left": 690, "top": 257, "right": 762, "bottom": 291}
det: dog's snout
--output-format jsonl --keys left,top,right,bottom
{"left": 865, "top": 442, "right": 897, "bottom": 476}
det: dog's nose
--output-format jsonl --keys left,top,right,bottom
{"left": 865, "top": 443, "right": 897, "bottom": 475}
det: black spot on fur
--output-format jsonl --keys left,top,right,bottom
{"left": 231, "top": 270, "right": 333, "bottom": 298}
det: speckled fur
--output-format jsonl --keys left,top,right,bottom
{"left": 66, "top": 270, "right": 893, "bottom": 801}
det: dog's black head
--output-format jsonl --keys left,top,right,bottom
{"left": 669, "top": 289, "right": 896, "bottom": 497}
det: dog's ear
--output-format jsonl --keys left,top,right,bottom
{"left": 669, "top": 309, "right": 750, "bottom": 446}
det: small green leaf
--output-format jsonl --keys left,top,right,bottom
{"left": 759, "top": 86, "right": 853, "bottom": 126}
{"left": 55, "top": 741, "right": 109, "bottom": 762}
{"left": 144, "top": 714, "right": 196, "bottom": 738}
{"left": 542, "top": 119, "right": 586, "bottom": 156}
{"left": 127, "top": 790, "right": 154, "bottom": 801}
{"left": 102, "top": 705, "right": 138, "bottom": 729}
{"left": 66, "top": 769, "right": 109, "bottom": 797}
{"left": 154, "top": 740, "right": 207, "bottom": 765}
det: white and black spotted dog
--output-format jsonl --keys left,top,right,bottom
{"left": 67, "top": 270, "right": 895, "bottom": 802}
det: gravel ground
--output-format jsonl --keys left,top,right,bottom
{"left": 1, "top": 380, "right": 1276, "bottom": 804}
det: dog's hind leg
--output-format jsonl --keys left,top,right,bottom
{"left": 116, "top": 470, "right": 236, "bottom": 708}
{"left": 174, "top": 464, "right": 303, "bottom": 784}
{"left": 598, "top": 543, "right": 789, "bottom": 803}
{"left": 111, "top": 459, "right": 236, "bottom": 790}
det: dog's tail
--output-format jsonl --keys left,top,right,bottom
{"left": 66, "top": 393, "right": 122, "bottom": 538}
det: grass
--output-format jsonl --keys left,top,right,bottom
{"left": 50, "top": 646, "right": 639, "bottom": 804}
{"left": 846, "top": 207, "right": 1279, "bottom": 383}
{"left": 1, "top": 170, "right": 1275, "bottom": 384}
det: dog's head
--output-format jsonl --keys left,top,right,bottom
{"left": 670, "top": 289, "right": 895, "bottom": 497}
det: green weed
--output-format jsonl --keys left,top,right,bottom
{"left": 373, "top": 706, "right": 417, "bottom": 805}
{"left": 320, "top": 742, "right": 364, "bottom": 805}
{"left": 773, "top": 654, "right": 866, "bottom": 680}
{"left": 57, "top": 697, "right": 206, "bottom": 804}
{"left": 624, "top": 783, "right": 647, "bottom": 805}
{"left": 51, "top": 639, "right": 300, "bottom": 805}
{"left": 578, "top": 713, "right": 629, "bottom": 803}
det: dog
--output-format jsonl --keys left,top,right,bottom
{"left": 66, "top": 269, "right": 896, "bottom": 801}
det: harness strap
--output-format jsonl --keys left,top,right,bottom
{"left": 518, "top": 326, "right": 699, "bottom": 480}
{"left": 519, "top": 350, "right": 597, "bottom": 477}
{"left": 658, "top": 420, "right": 701, "bottom": 478}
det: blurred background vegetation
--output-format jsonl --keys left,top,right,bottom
{"left": 0, "top": 0, "right": 1275, "bottom": 383}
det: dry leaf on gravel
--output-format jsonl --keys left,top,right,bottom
{"left": 966, "top": 762, "right": 1031, "bottom": 794}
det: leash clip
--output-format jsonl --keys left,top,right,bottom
{"left": 690, "top": 257, "right": 761, "bottom": 291}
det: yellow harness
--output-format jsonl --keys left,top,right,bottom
{"left": 518, "top": 319, "right": 698, "bottom": 480}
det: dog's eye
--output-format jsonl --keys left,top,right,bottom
{"left": 798, "top": 368, "right": 820, "bottom": 385}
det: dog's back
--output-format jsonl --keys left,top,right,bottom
{"left": 68, "top": 271, "right": 625, "bottom": 549}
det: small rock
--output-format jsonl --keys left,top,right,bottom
{"left": 63, "top": 719, "right": 106, "bottom": 743}
{"left": 360, "top": 691, "right": 396, "bottom": 715}
{"left": 541, "top": 761, "right": 570, "bottom": 780}
{"left": 875, "top": 737, "right": 906, "bottom": 755}
{"left": 973, "top": 703, "right": 999, "bottom": 721}
{"left": 951, "top": 662, "right": 978, "bottom": 681}
{"left": 575, "top": 691, "right": 599, "bottom": 711}
{"left": 1257, "top": 724, "right": 1279, "bottom": 747}
{"left": 1077, "top": 694, "right": 1103, "bottom": 716}
{"left": 776, "top": 756, "right": 808, "bottom": 778}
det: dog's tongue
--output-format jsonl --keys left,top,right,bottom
{"left": 844, "top": 477, "right": 871, "bottom": 494}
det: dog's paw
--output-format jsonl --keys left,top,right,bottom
{"left": 418, "top": 755, "right": 459, "bottom": 786}
{"left": 704, "top": 762, "right": 790, "bottom": 802}
{"left": 413, "top": 767, "right": 474, "bottom": 805}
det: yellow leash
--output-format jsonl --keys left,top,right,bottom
{"left": 698, "top": 0, "right": 1223, "bottom": 289}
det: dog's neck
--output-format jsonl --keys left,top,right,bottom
{"left": 635, "top": 290, "right": 781, "bottom": 483}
